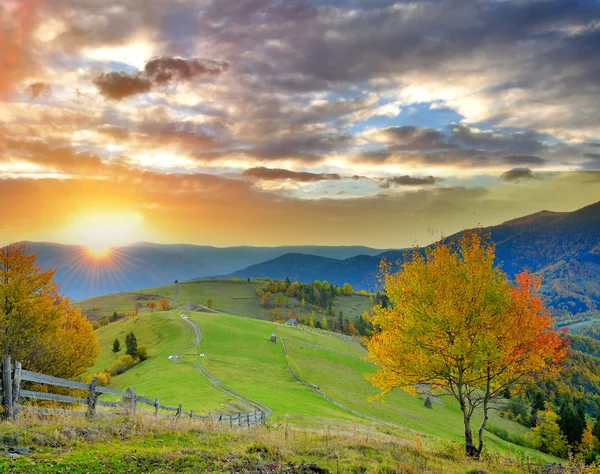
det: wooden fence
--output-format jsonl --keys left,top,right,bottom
{"left": 0, "top": 354, "right": 266, "bottom": 429}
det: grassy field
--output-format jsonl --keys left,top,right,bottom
{"left": 76, "top": 278, "right": 373, "bottom": 322}
{"left": 86, "top": 307, "right": 557, "bottom": 464}
{"left": 0, "top": 414, "right": 553, "bottom": 473}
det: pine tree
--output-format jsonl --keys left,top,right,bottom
{"left": 125, "top": 332, "right": 138, "bottom": 360}
{"left": 112, "top": 339, "right": 121, "bottom": 357}
{"left": 558, "top": 403, "right": 585, "bottom": 447}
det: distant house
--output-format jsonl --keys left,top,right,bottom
{"left": 285, "top": 318, "right": 299, "bottom": 326}
{"left": 270, "top": 334, "right": 277, "bottom": 343}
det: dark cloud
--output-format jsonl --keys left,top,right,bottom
{"left": 144, "top": 57, "right": 228, "bottom": 84}
{"left": 242, "top": 167, "right": 342, "bottom": 182}
{"left": 94, "top": 57, "right": 228, "bottom": 100}
{"left": 23, "top": 82, "right": 51, "bottom": 100}
{"left": 503, "top": 154, "right": 546, "bottom": 166}
{"left": 378, "top": 175, "right": 442, "bottom": 188}
{"left": 93, "top": 72, "right": 152, "bottom": 100}
{"left": 501, "top": 168, "right": 539, "bottom": 182}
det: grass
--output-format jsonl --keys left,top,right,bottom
{"left": 88, "top": 310, "right": 251, "bottom": 414}
{"left": 84, "top": 307, "right": 559, "bottom": 464}
{"left": 75, "top": 278, "right": 374, "bottom": 322}
{"left": 0, "top": 412, "right": 560, "bottom": 473}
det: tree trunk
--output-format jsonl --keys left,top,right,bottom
{"left": 459, "top": 399, "right": 476, "bottom": 457}
{"left": 475, "top": 397, "right": 490, "bottom": 459}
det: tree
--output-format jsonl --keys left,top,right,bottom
{"left": 366, "top": 232, "right": 567, "bottom": 458}
{"left": 137, "top": 345, "right": 149, "bottom": 361}
{"left": 0, "top": 244, "right": 99, "bottom": 378}
{"left": 321, "top": 317, "right": 328, "bottom": 330}
{"left": 205, "top": 297, "right": 214, "bottom": 309}
{"left": 125, "top": 332, "right": 138, "bottom": 359}
{"left": 112, "top": 339, "right": 121, "bottom": 357}
{"left": 275, "top": 293, "right": 285, "bottom": 307}
{"left": 530, "top": 406, "right": 568, "bottom": 457}
{"left": 558, "top": 403, "right": 586, "bottom": 448}
{"left": 158, "top": 298, "right": 170, "bottom": 311}
{"left": 148, "top": 301, "right": 157, "bottom": 312}
{"left": 342, "top": 283, "right": 354, "bottom": 295}
{"left": 581, "top": 420, "right": 595, "bottom": 455}
{"left": 110, "top": 311, "right": 119, "bottom": 322}
{"left": 593, "top": 412, "right": 600, "bottom": 441}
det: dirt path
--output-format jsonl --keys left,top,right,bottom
{"left": 169, "top": 313, "right": 272, "bottom": 417}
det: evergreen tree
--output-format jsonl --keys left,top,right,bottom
{"left": 125, "top": 332, "right": 138, "bottom": 360}
{"left": 592, "top": 412, "right": 600, "bottom": 441}
{"left": 558, "top": 403, "right": 585, "bottom": 447}
{"left": 112, "top": 339, "right": 121, "bottom": 357}
{"left": 111, "top": 311, "right": 119, "bottom": 322}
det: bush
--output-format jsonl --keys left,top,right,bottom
{"left": 137, "top": 345, "right": 149, "bottom": 361}
{"left": 107, "top": 355, "right": 135, "bottom": 376}
{"left": 87, "top": 372, "right": 111, "bottom": 387}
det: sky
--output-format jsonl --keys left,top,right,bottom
{"left": 1, "top": 0, "right": 599, "bottom": 249}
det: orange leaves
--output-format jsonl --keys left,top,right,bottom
{"left": 366, "top": 231, "right": 567, "bottom": 398}
{"left": 0, "top": 243, "right": 99, "bottom": 378}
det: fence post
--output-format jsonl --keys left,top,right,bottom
{"left": 154, "top": 398, "right": 159, "bottom": 416}
{"left": 238, "top": 412, "right": 242, "bottom": 427}
{"left": 229, "top": 414, "right": 233, "bottom": 428}
{"left": 12, "top": 361, "right": 22, "bottom": 419}
{"left": 189, "top": 410, "right": 193, "bottom": 421}
{"left": 2, "top": 354, "right": 13, "bottom": 420}
{"left": 87, "top": 377, "right": 97, "bottom": 419}
{"left": 177, "top": 404, "right": 182, "bottom": 420}
{"left": 247, "top": 412, "right": 250, "bottom": 428}
{"left": 131, "top": 388, "right": 136, "bottom": 416}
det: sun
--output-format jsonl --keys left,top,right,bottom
{"left": 58, "top": 211, "right": 144, "bottom": 257}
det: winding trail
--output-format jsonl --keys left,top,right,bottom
{"left": 169, "top": 313, "right": 273, "bottom": 417}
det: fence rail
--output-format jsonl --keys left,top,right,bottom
{"left": 0, "top": 354, "right": 266, "bottom": 429}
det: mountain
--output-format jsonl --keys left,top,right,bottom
{"left": 230, "top": 201, "right": 600, "bottom": 313}
{"left": 14, "top": 242, "right": 389, "bottom": 301}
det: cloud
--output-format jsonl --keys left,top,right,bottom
{"left": 500, "top": 168, "right": 539, "bottom": 182}
{"left": 23, "top": 82, "right": 51, "bottom": 100}
{"left": 94, "top": 56, "right": 229, "bottom": 100}
{"left": 242, "top": 167, "right": 343, "bottom": 182}
{"left": 93, "top": 72, "right": 152, "bottom": 100}
{"left": 378, "top": 175, "right": 442, "bottom": 188}
{"left": 144, "top": 57, "right": 228, "bottom": 84}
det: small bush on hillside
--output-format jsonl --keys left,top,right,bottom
{"left": 86, "top": 372, "right": 111, "bottom": 387}
{"left": 107, "top": 355, "right": 134, "bottom": 376}
{"left": 137, "top": 345, "right": 149, "bottom": 361}
{"left": 486, "top": 423, "right": 533, "bottom": 449}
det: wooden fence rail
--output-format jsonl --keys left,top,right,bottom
{"left": 0, "top": 354, "right": 266, "bottom": 428}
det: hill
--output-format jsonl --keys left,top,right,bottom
{"left": 75, "top": 278, "right": 374, "bottom": 323}
{"left": 85, "top": 307, "right": 553, "bottom": 463}
{"left": 18, "top": 242, "right": 388, "bottom": 301}
{"left": 230, "top": 201, "right": 600, "bottom": 313}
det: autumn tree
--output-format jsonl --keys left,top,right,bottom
{"left": 0, "top": 244, "right": 99, "bottom": 378}
{"left": 530, "top": 406, "right": 568, "bottom": 457}
{"left": 158, "top": 298, "right": 170, "bottom": 311}
{"left": 148, "top": 301, "right": 157, "bottom": 312}
{"left": 366, "top": 232, "right": 567, "bottom": 458}
{"left": 342, "top": 283, "right": 354, "bottom": 295}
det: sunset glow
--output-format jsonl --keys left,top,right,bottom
{"left": 57, "top": 212, "right": 145, "bottom": 254}
{"left": 0, "top": 0, "right": 598, "bottom": 248}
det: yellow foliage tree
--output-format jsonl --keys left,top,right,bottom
{"left": 0, "top": 244, "right": 99, "bottom": 379}
{"left": 158, "top": 298, "right": 170, "bottom": 311}
{"left": 366, "top": 232, "right": 567, "bottom": 458}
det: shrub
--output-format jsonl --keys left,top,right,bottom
{"left": 137, "top": 345, "right": 149, "bottom": 361}
{"left": 107, "top": 355, "right": 134, "bottom": 376}
{"left": 86, "top": 372, "right": 111, "bottom": 387}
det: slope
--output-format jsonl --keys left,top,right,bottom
{"left": 90, "top": 307, "right": 555, "bottom": 462}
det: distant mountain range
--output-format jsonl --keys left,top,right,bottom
{"left": 10, "top": 201, "right": 600, "bottom": 312}
{"left": 229, "top": 201, "right": 600, "bottom": 314}
{"left": 15, "top": 242, "right": 389, "bottom": 301}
